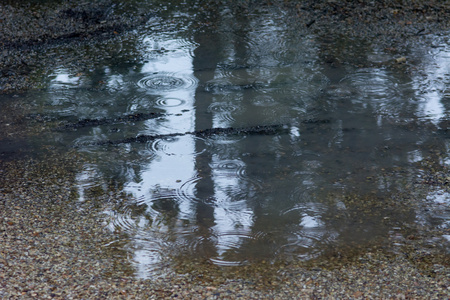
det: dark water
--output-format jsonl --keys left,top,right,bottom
{"left": 2, "top": 1, "right": 450, "bottom": 277}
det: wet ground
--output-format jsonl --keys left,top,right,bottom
{"left": 1, "top": 0, "right": 449, "bottom": 298}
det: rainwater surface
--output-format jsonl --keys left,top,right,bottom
{"left": 2, "top": 2, "right": 450, "bottom": 277}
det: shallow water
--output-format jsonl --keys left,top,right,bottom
{"left": 2, "top": 1, "right": 450, "bottom": 277}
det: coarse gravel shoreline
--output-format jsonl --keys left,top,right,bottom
{"left": 1, "top": 0, "right": 450, "bottom": 298}
{"left": 0, "top": 153, "right": 448, "bottom": 298}
{"left": 1, "top": 0, "right": 450, "bottom": 93}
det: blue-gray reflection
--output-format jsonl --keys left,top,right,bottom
{"left": 26, "top": 6, "right": 448, "bottom": 278}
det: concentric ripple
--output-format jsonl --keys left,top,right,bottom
{"left": 149, "top": 135, "right": 208, "bottom": 156}
{"left": 174, "top": 232, "right": 219, "bottom": 260}
{"left": 73, "top": 135, "right": 106, "bottom": 149}
{"left": 154, "top": 97, "right": 187, "bottom": 108}
{"left": 211, "top": 159, "right": 246, "bottom": 177}
{"left": 251, "top": 94, "right": 278, "bottom": 107}
{"left": 276, "top": 222, "right": 339, "bottom": 260}
{"left": 104, "top": 198, "right": 176, "bottom": 278}
{"left": 176, "top": 175, "right": 202, "bottom": 204}
{"left": 269, "top": 34, "right": 317, "bottom": 66}
{"left": 208, "top": 102, "right": 240, "bottom": 123}
{"left": 339, "top": 69, "right": 401, "bottom": 104}
{"left": 210, "top": 159, "right": 263, "bottom": 202}
{"left": 174, "top": 227, "right": 272, "bottom": 266}
{"left": 108, "top": 195, "right": 157, "bottom": 236}
{"left": 137, "top": 72, "right": 197, "bottom": 94}
{"left": 210, "top": 232, "right": 257, "bottom": 266}
{"left": 125, "top": 93, "right": 156, "bottom": 112}
{"left": 138, "top": 75, "right": 183, "bottom": 90}
{"left": 208, "top": 102, "right": 239, "bottom": 113}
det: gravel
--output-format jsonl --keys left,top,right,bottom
{"left": 0, "top": 153, "right": 448, "bottom": 298}
{"left": 1, "top": 0, "right": 450, "bottom": 92}
{"left": 1, "top": 0, "right": 449, "bottom": 298}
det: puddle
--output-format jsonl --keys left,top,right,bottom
{"left": 1, "top": 1, "right": 449, "bottom": 278}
